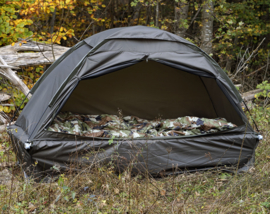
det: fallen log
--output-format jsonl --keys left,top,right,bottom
{"left": 0, "top": 41, "right": 69, "bottom": 97}
{"left": 0, "top": 41, "right": 69, "bottom": 67}
{"left": 0, "top": 55, "right": 30, "bottom": 97}
{"left": 242, "top": 89, "right": 262, "bottom": 102}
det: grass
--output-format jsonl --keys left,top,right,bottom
{"left": 0, "top": 124, "right": 269, "bottom": 213}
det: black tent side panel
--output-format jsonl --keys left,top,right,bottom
{"left": 8, "top": 125, "right": 258, "bottom": 174}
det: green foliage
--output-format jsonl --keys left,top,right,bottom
{"left": 0, "top": 65, "right": 44, "bottom": 114}
{"left": 261, "top": 201, "right": 270, "bottom": 209}
{"left": 256, "top": 81, "right": 270, "bottom": 99}
{"left": 131, "top": 0, "right": 139, "bottom": 7}
{"left": 57, "top": 174, "right": 76, "bottom": 203}
{"left": 247, "top": 81, "right": 270, "bottom": 127}
{"left": 0, "top": 0, "right": 33, "bottom": 45}
{"left": 214, "top": 0, "right": 270, "bottom": 72}
{"left": 0, "top": 0, "right": 270, "bottom": 118}
{"left": 108, "top": 135, "right": 115, "bottom": 145}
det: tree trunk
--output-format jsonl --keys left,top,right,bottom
{"left": 50, "top": 8, "right": 57, "bottom": 35}
{"left": 132, "top": 1, "right": 141, "bottom": 25}
{"left": 146, "top": 1, "right": 152, "bottom": 26}
{"left": 225, "top": 37, "right": 239, "bottom": 73}
{"left": 156, "top": 0, "right": 159, "bottom": 27}
{"left": 200, "top": 0, "right": 214, "bottom": 55}
{"left": 127, "top": 0, "right": 131, "bottom": 26}
{"left": 174, "top": 0, "right": 189, "bottom": 38}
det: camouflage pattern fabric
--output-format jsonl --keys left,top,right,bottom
{"left": 48, "top": 112, "right": 237, "bottom": 138}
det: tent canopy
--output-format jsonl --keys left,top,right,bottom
{"left": 8, "top": 26, "right": 259, "bottom": 175}
{"left": 17, "top": 29, "right": 246, "bottom": 140}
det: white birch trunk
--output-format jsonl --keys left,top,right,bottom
{"left": 200, "top": 0, "right": 214, "bottom": 54}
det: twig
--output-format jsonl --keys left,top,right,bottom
{"left": 0, "top": 114, "right": 8, "bottom": 124}
{"left": 0, "top": 104, "right": 14, "bottom": 106}
{"left": 0, "top": 65, "right": 20, "bottom": 70}
{"left": 245, "top": 65, "right": 266, "bottom": 77}
{"left": 263, "top": 50, "right": 269, "bottom": 81}
{"left": 236, "top": 124, "right": 248, "bottom": 172}
{"left": 79, "top": 21, "right": 94, "bottom": 41}
{"left": 232, "top": 38, "right": 265, "bottom": 79}
{"left": 186, "top": 5, "right": 202, "bottom": 31}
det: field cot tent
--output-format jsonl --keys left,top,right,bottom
{"left": 8, "top": 26, "right": 260, "bottom": 175}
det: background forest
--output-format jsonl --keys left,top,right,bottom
{"left": 0, "top": 0, "right": 270, "bottom": 213}
{"left": 1, "top": 0, "right": 270, "bottom": 114}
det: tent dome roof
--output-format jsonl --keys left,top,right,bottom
{"left": 83, "top": 25, "right": 194, "bottom": 48}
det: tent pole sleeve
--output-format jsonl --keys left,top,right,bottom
{"left": 48, "top": 39, "right": 113, "bottom": 108}
{"left": 30, "top": 41, "right": 86, "bottom": 94}
{"left": 44, "top": 80, "right": 80, "bottom": 130}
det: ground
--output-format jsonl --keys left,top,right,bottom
{"left": 0, "top": 124, "right": 269, "bottom": 213}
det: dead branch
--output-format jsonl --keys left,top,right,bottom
{"left": 232, "top": 38, "right": 265, "bottom": 79}
{"left": 0, "top": 56, "right": 30, "bottom": 97}
{"left": 246, "top": 65, "right": 267, "bottom": 77}
{"left": 0, "top": 93, "right": 11, "bottom": 102}
{"left": 242, "top": 89, "right": 262, "bottom": 102}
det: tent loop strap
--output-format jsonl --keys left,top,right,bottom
{"left": 242, "top": 100, "right": 259, "bottom": 133}
{"left": 10, "top": 91, "right": 31, "bottom": 126}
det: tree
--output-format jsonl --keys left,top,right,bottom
{"left": 200, "top": 0, "right": 214, "bottom": 54}
{"left": 174, "top": 0, "right": 189, "bottom": 38}
{"left": 1, "top": 0, "right": 270, "bottom": 132}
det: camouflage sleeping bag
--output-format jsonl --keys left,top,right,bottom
{"left": 48, "top": 112, "right": 237, "bottom": 138}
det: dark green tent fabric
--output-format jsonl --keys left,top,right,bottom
{"left": 8, "top": 26, "right": 259, "bottom": 175}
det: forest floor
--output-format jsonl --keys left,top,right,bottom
{"left": 0, "top": 123, "right": 269, "bottom": 214}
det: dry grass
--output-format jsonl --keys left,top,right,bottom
{"left": 0, "top": 126, "right": 269, "bottom": 213}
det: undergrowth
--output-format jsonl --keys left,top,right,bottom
{"left": 0, "top": 118, "right": 269, "bottom": 213}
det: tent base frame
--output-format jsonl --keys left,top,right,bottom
{"left": 8, "top": 125, "right": 259, "bottom": 177}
